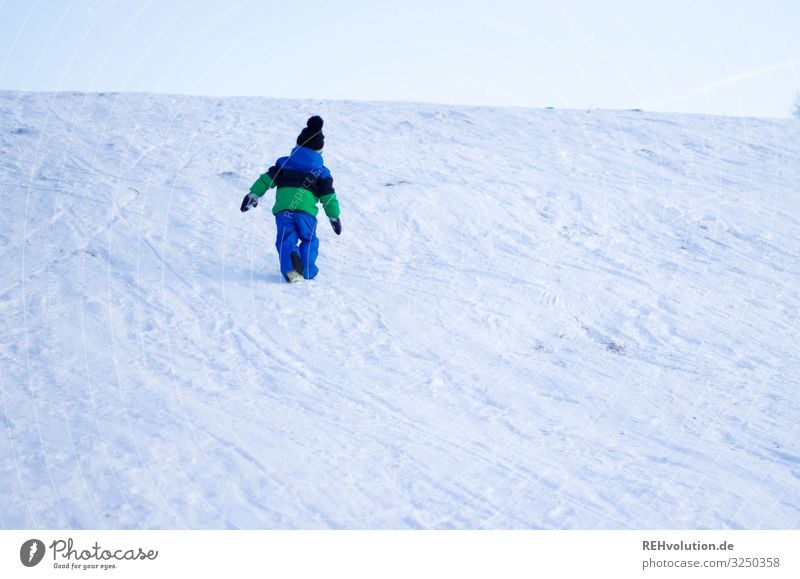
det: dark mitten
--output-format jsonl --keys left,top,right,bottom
{"left": 330, "top": 218, "right": 342, "bottom": 235}
{"left": 240, "top": 193, "right": 258, "bottom": 212}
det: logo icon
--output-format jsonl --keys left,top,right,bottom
{"left": 20, "top": 539, "right": 46, "bottom": 567}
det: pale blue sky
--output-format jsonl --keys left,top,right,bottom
{"left": 1, "top": 0, "right": 799, "bottom": 118}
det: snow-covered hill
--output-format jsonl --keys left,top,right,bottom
{"left": 1, "top": 91, "right": 798, "bottom": 529}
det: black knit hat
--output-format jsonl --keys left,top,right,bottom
{"left": 296, "top": 115, "right": 324, "bottom": 151}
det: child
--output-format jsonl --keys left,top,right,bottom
{"left": 241, "top": 116, "right": 342, "bottom": 282}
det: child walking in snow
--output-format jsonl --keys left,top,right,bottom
{"left": 241, "top": 116, "right": 342, "bottom": 282}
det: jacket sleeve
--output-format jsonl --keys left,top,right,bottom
{"left": 249, "top": 160, "right": 284, "bottom": 197}
{"left": 320, "top": 192, "right": 340, "bottom": 219}
{"left": 249, "top": 171, "right": 275, "bottom": 198}
{"left": 317, "top": 170, "right": 340, "bottom": 219}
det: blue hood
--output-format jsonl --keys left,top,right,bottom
{"left": 276, "top": 146, "right": 330, "bottom": 178}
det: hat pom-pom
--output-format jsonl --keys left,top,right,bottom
{"left": 307, "top": 115, "right": 323, "bottom": 131}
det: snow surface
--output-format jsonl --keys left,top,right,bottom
{"left": 1, "top": 91, "right": 798, "bottom": 529}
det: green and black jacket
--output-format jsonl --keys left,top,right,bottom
{"left": 249, "top": 146, "right": 340, "bottom": 219}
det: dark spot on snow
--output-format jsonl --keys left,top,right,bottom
{"left": 606, "top": 342, "right": 626, "bottom": 354}
{"left": 219, "top": 171, "right": 237, "bottom": 178}
{"left": 11, "top": 127, "right": 34, "bottom": 136}
{"left": 384, "top": 180, "right": 410, "bottom": 187}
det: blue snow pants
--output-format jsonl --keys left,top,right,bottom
{"left": 275, "top": 210, "right": 319, "bottom": 280}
